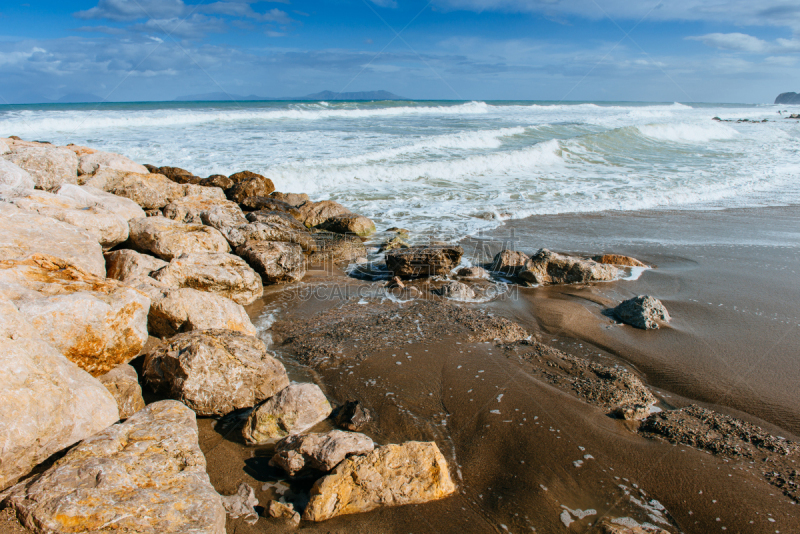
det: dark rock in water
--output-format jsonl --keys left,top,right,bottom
{"left": 201, "top": 174, "right": 234, "bottom": 190}
{"left": 334, "top": 400, "right": 373, "bottom": 431}
{"left": 236, "top": 241, "right": 306, "bottom": 284}
{"left": 385, "top": 245, "right": 463, "bottom": 278}
{"left": 612, "top": 295, "right": 670, "bottom": 330}
{"left": 519, "top": 248, "right": 619, "bottom": 285}
{"left": 270, "top": 191, "right": 310, "bottom": 207}
{"left": 775, "top": 92, "right": 800, "bottom": 104}
{"left": 158, "top": 166, "right": 201, "bottom": 185}
{"left": 436, "top": 280, "right": 475, "bottom": 300}
{"left": 227, "top": 175, "right": 276, "bottom": 203}
{"left": 246, "top": 209, "right": 306, "bottom": 231}
{"left": 457, "top": 266, "right": 490, "bottom": 280}
{"left": 490, "top": 249, "right": 530, "bottom": 274}
{"left": 240, "top": 196, "right": 300, "bottom": 217}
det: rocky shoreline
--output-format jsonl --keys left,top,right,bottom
{"left": 1, "top": 137, "right": 797, "bottom": 533}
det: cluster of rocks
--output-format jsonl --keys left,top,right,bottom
{"left": 0, "top": 138, "right": 455, "bottom": 532}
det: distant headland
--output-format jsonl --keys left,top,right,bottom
{"left": 173, "top": 90, "right": 408, "bottom": 102}
{"left": 775, "top": 92, "right": 800, "bottom": 104}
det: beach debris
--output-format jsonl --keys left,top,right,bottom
{"left": 2, "top": 401, "right": 227, "bottom": 534}
{"left": 0, "top": 295, "right": 119, "bottom": 491}
{"left": 385, "top": 245, "right": 464, "bottom": 278}
{"left": 490, "top": 249, "right": 530, "bottom": 275}
{"left": 436, "top": 280, "right": 476, "bottom": 300}
{"left": 235, "top": 241, "right": 306, "bottom": 284}
{"left": 319, "top": 213, "right": 377, "bottom": 237}
{"left": 148, "top": 287, "right": 257, "bottom": 338}
{"left": 271, "top": 430, "right": 375, "bottom": 476}
{"left": 592, "top": 254, "right": 647, "bottom": 268}
{"left": 457, "top": 265, "right": 490, "bottom": 279}
{"left": 143, "top": 329, "right": 289, "bottom": 417}
{"left": 243, "top": 382, "right": 333, "bottom": 444}
{"left": 0, "top": 254, "right": 149, "bottom": 376}
{"left": 519, "top": 248, "right": 619, "bottom": 285}
{"left": 221, "top": 483, "right": 259, "bottom": 525}
{"left": 303, "top": 441, "right": 456, "bottom": 521}
{"left": 129, "top": 216, "right": 230, "bottom": 260}
{"left": 612, "top": 295, "right": 670, "bottom": 330}
{"left": 97, "top": 363, "right": 146, "bottom": 419}
{"left": 334, "top": 400, "right": 373, "bottom": 431}
{"left": 268, "top": 500, "right": 301, "bottom": 527}
{"left": 151, "top": 252, "right": 263, "bottom": 305}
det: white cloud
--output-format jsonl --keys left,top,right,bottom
{"left": 688, "top": 33, "right": 800, "bottom": 54}
{"left": 370, "top": 0, "right": 398, "bottom": 7}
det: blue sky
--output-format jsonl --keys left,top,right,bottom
{"left": 0, "top": 0, "right": 798, "bottom": 103}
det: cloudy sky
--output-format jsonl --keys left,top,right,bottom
{"left": 0, "top": 0, "right": 798, "bottom": 103}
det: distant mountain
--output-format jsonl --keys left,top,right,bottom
{"left": 56, "top": 93, "right": 106, "bottom": 103}
{"left": 775, "top": 92, "right": 800, "bottom": 104}
{"left": 174, "top": 90, "right": 407, "bottom": 102}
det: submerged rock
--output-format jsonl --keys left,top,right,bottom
{"left": 0, "top": 295, "right": 119, "bottom": 491}
{"left": 2, "top": 401, "right": 227, "bottom": 534}
{"left": 97, "top": 363, "right": 146, "bottom": 419}
{"left": 436, "top": 280, "right": 476, "bottom": 300}
{"left": 220, "top": 483, "right": 259, "bottom": 525}
{"left": 129, "top": 216, "right": 230, "bottom": 260}
{"left": 303, "top": 441, "right": 456, "bottom": 521}
{"left": 236, "top": 241, "right": 306, "bottom": 284}
{"left": 152, "top": 252, "right": 263, "bottom": 305}
{"left": 334, "top": 400, "right": 373, "bottom": 431}
{"left": 272, "top": 430, "right": 375, "bottom": 476}
{"left": 612, "top": 295, "right": 670, "bottom": 330}
{"left": 242, "top": 382, "right": 333, "bottom": 444}
{"left": 490, "top": 249, "right": 530, "bottom": 275}
{"left": 143, "top": 329, "right": 289, "bottom": 416}
{"left": 386, "top": 245, "right": 464, "bottom": 278}
{"left": 519, "top": 248, "right": 619, "bottom": 285}
{"left": 148, "top": 287, "right": 257, "bottom": 338}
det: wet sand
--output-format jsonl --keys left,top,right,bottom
{"left": 3, "top": 206, "right": 799, "bottom": 534}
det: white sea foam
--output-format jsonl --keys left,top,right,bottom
{"left": 637, "top": 122, "right": 739, "bottom": 143}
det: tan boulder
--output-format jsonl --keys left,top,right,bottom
{"left": 319, "top": 213, "right": 376, "bottom": 237}
{"left": 97, "top": 363, "right": 145, "bottom": 419}
{"left": 236, "top": 241, "right": 306, "bottom": 284}
{"left": 308, "top": 231, "right": 368, "bottom": 266}
{"left": 519, "top": 248, "right": 620, "bottom": 285}
{"left": 83, "top": 169, "right": 225, "bottom": 209}
{"left": 163, "top": 195, "right": 245, "bottom": 225}
{"left": 268, "top": 500, "right": 301, "bottom": 527}
{"left": 56, "top": 184, "right": 146, "bottom": 222}
{"left": 0, "top": 295, "right": 120, "bottom": 491}
{"left": 129, "top": 216, "right": 230, "bottom": 260}
{"left": 77, "top": 150, "right": 149, "bottom": 176}
{"left": 0, "top": 254, "right": 150, "bottom": 376}
{"left": 225, "top": 173, "right": 275, "bottom": 203}
{"left": 143, "top": 329, "right": 289, "bottom": 416}
{"left": 272, "top": 430, "right": 375, "bottom": 477}
{"left": 10, "top": 190, "right": 129, "bottom": 249}
{"left": 270, "top": 191, "right": 310, "bottom": 207}
{"left": 297, "top": 200, "right": 351, "bottom": 227}
{"left": 490, "top": 249, "right": 530, "bottom": 274}
{"left": 2, "top": 401, "right": 227, "bottom": 534}
{"left": 0, "top": 158, "right": 35, "bottom": 192}
{"left": 456, "top": 266, "right": 490, "bottom": 280}
{"left": 240, "top": 196, "right": 301, "bottom": 217}
{"left": 223, "top": 221, "right": 317, "bottom": 251}
{"left": 4, "top": 145, "right": 78, "bottom": 191}
{"left": 303, "top": 441, "right": 456, "bottom": 521}
{"left": 105, "top": 249, "right": 168, "bottom": 283}
{"left": 386, "top": 245, "right": 464, "bottom": 279}
{"left": 593, "top": 254, "right": 647, "bottom": 268}
{"left": 0, "top": 204, "right": 106, "bottom": 277}
{"left": 242, "top": 383, "right": 333, "bottom": 444}
{"left": 152, "top": 252, "right": 263, "bottom": 305}
{"left": 148, "top": 287, "right": 257, "bottom": 338}
{"left": 246, "top": 209, "right": 307, "bottom": 231}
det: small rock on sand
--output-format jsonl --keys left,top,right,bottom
{"left": 220, "top": 482, "right": 259, "bottom": 525}
{"left": 271, "top": 430, "right": 375, "bottom": 476}
{"left": 242, "top": 382, "right": 333, "bottom": 444}
{"left": 437, "top": 280, "right": 476, "bottom": 300}
{"left": 612, "top": 295, "right": 670, "bottom": 330}
{"left": 334, "top": 400, "right": 373, "bottom": 431}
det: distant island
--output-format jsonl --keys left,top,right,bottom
{"left": 775, "top": 92, "right": 800, "bottom": 104}
{"left": 174, "top": 90, "right": 408, "bottom": 102}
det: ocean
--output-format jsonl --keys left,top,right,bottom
{"left": 1, "top": 100, "right": 798, "bottom": 241}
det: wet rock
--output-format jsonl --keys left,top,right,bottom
{"left": 0, "top": 204, "right": 106, "bottom": 276}
{"left": 612, "top": 295, "right": 670, "bottom": 330}
{"left": 387, "top": 227, "right": 409, "bottom": 235}
{"left": 222, "top": 221, "right": 317, "bottom": 251}
{"left": 303, "top": 441, "right": 456, "bottom": 522}
{"left": 152, "top": 252, "right": 263, "bottom": 305}
{"left": 236, "top": 241, "right": 306, "bottom": 284}
{"left": 319, "top": 213, "right": 376, "bottom": 237}
{"left": 246, "top": 209, "right": 306, "bottom": 231}
{"left": 143, "top": 329, "right": 289, "bottom": 416}
{"left": 0, "top": 295, "right": 119, "bottom": 490}
{"left": 4, "top": 145, "right": 78, "bottom": 191}
{"left": 0, "top": 158, "right": 35, "bottom": 192}
{"left": 0, "top": 254, "right": 150, "bottom": 376}
{"left": 56, "top": 184, "right": 146, "bottom": 222}
{"left": 436, "top": 280, "right": 476, "bottom": 300}
{"left": 77, "top": 151, "right": 149, "bottom": 176}
{"left": 519, "top": 248, "right": 620, "bottom": 285}
{"left": 105, "top": 249, "right": 169, "bottom": 284}
{"left": 597, "top": 519, "right": 670, "bottom": 534}
{"left": 270, "top": 191, "right": 310, "bottom": 207}
{"left": 162, "top": 195, "right": 244, "bottom": 225}
{"left": 156, "top": 166, "right": 201, "bottom": 184}
{"left": 226, "top": 174, "right": 276, "bottom": 203}
{"left": 9, "top": 190, "right": 129, "bottom": 249}
{"left": 379, "top": 235, "right": 409, "bottom": 252}
{"left": 268, "top": 500, "right": 301, "bottom": 527}
{"left": 242, "top": 383, "right": 333, "bottom": 444}
{"left": 83, "top": 169, "right": 225, "bottom": 210}
{"left": 593, "top": 254, "right": 647, "bottom": 268}
{"left": 334, "top": 400, "right": 373, "bottom": 431}
{"left": 386, "top": 276, "right": 405, "bottom": 289}
{"left": 200, "top": 174, "right": 235, "bottom": 190}
{"left": 457, "top": 266, "right": 490, "bottom": 280}
{"left": 272, "top": 430, "right": 375, "bottom": 476}
{"left": 228, "top": 170, "right": 266, "bottom": 184}
{"left": 2, "top": 401, "right": 227, "bottom": 534}
{"left": 97, "top": 363, "right": 146, "bottom": 419}
{"left": 386, "top": 245, "right": 464, "bottom": 278}
{"left": 611, "top": 404, "right": 652, "bottom": 421}
{"left": 148, "top": 287, "right": 257, "bottom": 338}
{"left": 308, "top": 231, "right": 367, "bottom": 265}
{"left": 129, "top": 216, "right": 230, "bottom": 260}
{"left": 297, "top": 199, "right": 351, "bottom": 227}
{"left": 221, "top": 483, "right": 259, "bottom": 525}
{"left": 240, "top": 196, "right": 301, "bottom": 217}
{"left": 490, "top": 249, "right": 530, "bottom": 275}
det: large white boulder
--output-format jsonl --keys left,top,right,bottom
{"left": 3, "top": 145, "right": 79, "bottom": 191}
{"left": 77, "top": 150, "right": 149, "bottom": 176}
{"left": 57, "top": 184, "right": 146, "bottom": 222}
